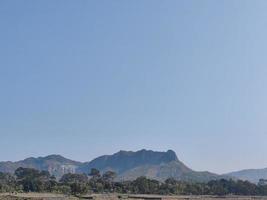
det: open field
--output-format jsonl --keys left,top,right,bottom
{"left": 1, "top": 194, "right": 267, "bottom": 200}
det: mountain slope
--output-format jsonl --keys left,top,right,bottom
{"left": 0, "top": 155, "right": 82, "bottom": 178}
{"left": 79, "top": 149, "right": 222, "bottom": 182}
{"left": 0, "top": 149, "right": 223, "bottom": 182}
{"left": 79, "top": 149, "right": 181, "bottom": 173}
{"left": 117, "top": 161, "right": 220, "bottom": 182}
{"left": 226, "top": 168, "right": 267, "bottom": 183}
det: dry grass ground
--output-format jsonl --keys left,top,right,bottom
{"left": 0, "top": 193, "right": 77, "bottom": 200}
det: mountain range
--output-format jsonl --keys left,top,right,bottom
{"left": 0, "top": 149, "right": 221, "bottom": 182}
{"left": 225, "top": 168, "right": 267, "bottom": 183}
{"left": 0, "top": 149, "right": 265, "bottom": 183}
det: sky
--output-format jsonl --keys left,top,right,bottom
{"left": 1, "top": 0, "right": 267, "bottom": 174}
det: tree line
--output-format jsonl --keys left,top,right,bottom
{"left": 0, "top": 167, "right": 267, "bottom": 196}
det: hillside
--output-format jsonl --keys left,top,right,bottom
{"left": 226, "top": 168, "right": 267, "bottom": 183}
{"left": 79, "top": 149, "right": 183, "bottom": 173}
{"left": 0, "top": 155, "right": 81, "bottom": 178}
{"left": 79, "top": 149, "right": 220, "bottom": 182}
{"left": 0, "top": 149, "right": 223, "bottom": 182}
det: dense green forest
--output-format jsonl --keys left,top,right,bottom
{"left": 1, "top": 167, "right": 267, "bottom": 196}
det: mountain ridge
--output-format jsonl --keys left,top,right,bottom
{"left": 225, "top": 168, "right": 267, "bottom": 183}
{"left": 0, "top": 149, "right": 224, "bottom": 182}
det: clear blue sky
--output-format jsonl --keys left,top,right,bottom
{"left": 1, "top": 0, "right": 267, "bottom": 174}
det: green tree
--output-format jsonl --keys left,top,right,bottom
{"left": 0, "top": 172, "right": 16, "bottom": 192}
{"left": 70, "top": 182, "right": 88, "bottom": 195}
{"left": 102, "top": 171, "right": 117, "bottom": 182}
{"left": 132, "top": 176, "right": 160, "bottom": 194}
{"left": 14, "top": 167, "right": 54, "bottom": 192}
{"left": 60, "top": 173, "right": 88, "bottom": 185}
{"left": 89, "top": 168, "right": 101, "bottom": 179}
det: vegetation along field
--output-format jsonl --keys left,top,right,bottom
{"left": 1, "top": 194, "right": 267, "bottom": 200}
{"left": 1, "top": 167, "right": 267, "bottom": 198}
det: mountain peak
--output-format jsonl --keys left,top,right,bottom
{"left": 43, "top": 154, "right": 67, "bottom": 160}
{"left": 112, "top": 149, "right": 178, "bottom": 162}
{"left": 81, "top": 149, "right": 181, "bottom": 176}
{"left": 165, "top": 150, "right": 178, "bottom": 161}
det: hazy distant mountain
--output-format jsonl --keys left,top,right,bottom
{"left": 0, "top": 155, "right": 82, "bottom": 178}
{"left": 78, "top": 149, "right": 220, "bottom": 182}
{"left": 79, "top": 149, "right": 181, "bottom": 174}
{"left": 226, "top": 168, "right": 267, "bottom": 183}
{"left": 0, "top": 149, "right": 223, "bottom": 182}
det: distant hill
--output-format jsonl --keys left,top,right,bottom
{"left": 0, "top": 155, "right": 81, "bottom": 178}
{"left": 78, "top": 149, "right": 183, "bottom": 174}
{"left": 0, "top": 149, "right": 224, "bottom": 182}
{"left": 78, "top": 149, "right": 221, "bottom": 182}
{"left": 226, "top": 168, "right": 267, "bottom": 183}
